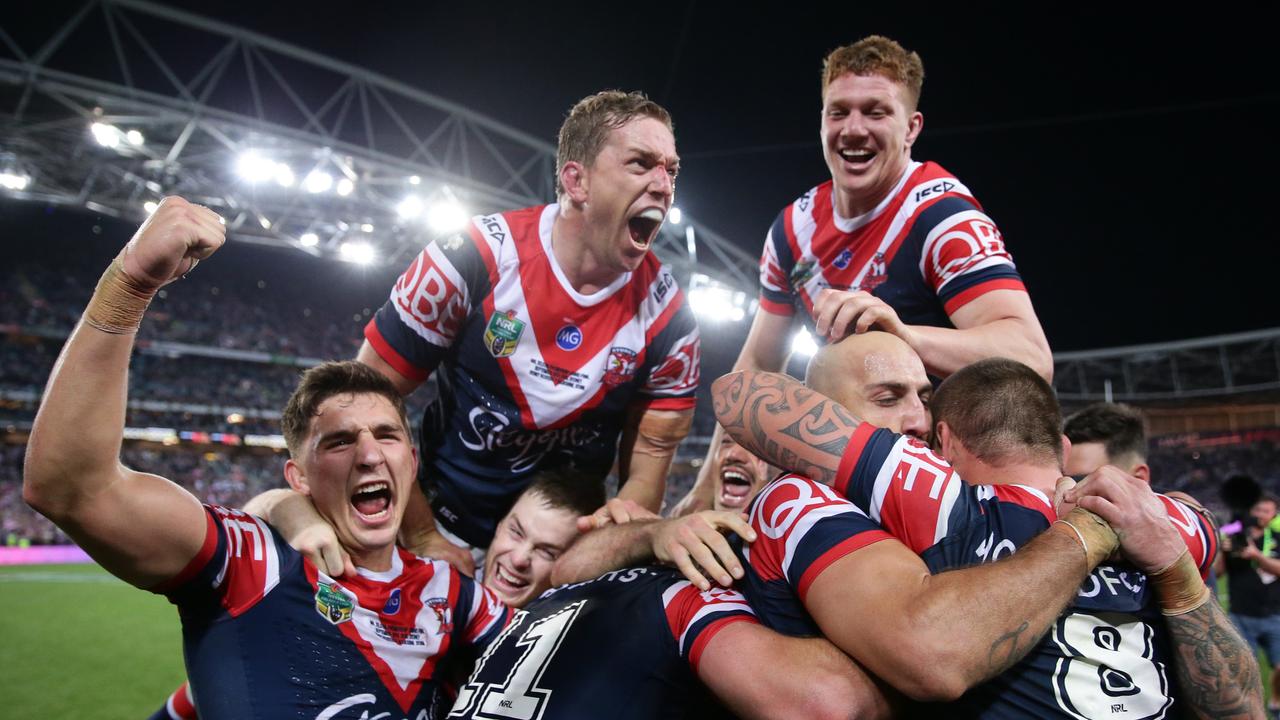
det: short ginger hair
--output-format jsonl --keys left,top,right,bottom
{"left": 822, "top": 35, "right": 925, "bottom": 110}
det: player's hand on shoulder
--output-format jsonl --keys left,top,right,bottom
{"left": 577, "top": 497, "right": 659, "bottom": 532}
{"left": 653, "top": 511, "right": 757, "bottom": 591}
{"left": 122, "top": 196, "right": 225, "bottom": 289}
{"left": 408, "top": 528, "right": 476, "bottom": 576}
{"left": 1062, "top": 465, "right": 1184, "bottom": 573}
{"left": 290, "top": 522, "right": 355, "bottom": 578}
{"left": 812, "top": 288, "right": 912, "bottom": 344}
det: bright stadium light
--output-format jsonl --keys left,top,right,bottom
{"left": 0, "top": 171, "right": 30, "bottom": 190}
{"left": 143, "top": 200, "right": 159, "bottom": 214}
{"left": 236, "top": 152, "right": 276, "bottom": 183}
{"left": 336, "top": 177, "right": 354, "bottom": 196}
{"left": 791, "top": 328, "right": 819, "bottom": 358}
{"left": 396, "top": 195, "right": 424, "bottom": 220}
{"left": 360, "top": 222, "right": 374, "bottom": 233}
{"left": 427, "top": 199, "right": 468, "bottom": 233}
{"left": 299, "top": 232, "right": 319, "bottom": 247}
{"left": 259, "top": 217, "right": 272, "bottom": 229}
{"left": 686, "top": 272, "right": 748, "bottom": 323}
{"left": 668, "top": 206, "right": 683, "bottom": 224}
{"left": 125, "top": 129, "right": 145, "bottom": 146}
{"left": 303, "top": 170, "right": 333, "bottom": 194}
{"left": 340, "top": 241, "right": 376, "bottom": 265}
{"left": 274, "top": 163, "right": 295, "bottom": 187}
{"left": 409, "top": 175, "right": 421, "bottom": 185}
{"left": 91, "top": 122, "right": 121, "bottom": 148}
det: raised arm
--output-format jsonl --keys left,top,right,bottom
{"left": 23, "top": 197, "right": 225, "bottom": 588}
{"left": 615, "top": 404, "right": 693, "bottom": 513}
{"left": 711, "top": 370, "right": 863, "bottom": 488}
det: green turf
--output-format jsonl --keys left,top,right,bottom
{"left": 0, "top": 563, "right": 186, "bottom": 717}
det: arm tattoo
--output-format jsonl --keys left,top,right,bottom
{"left": 712, "top": 371, "right": 861, "bottom": 487}
{"left": 1165, "top": 600, "right": 1264, "bottom": 719}
{"left": 986, "top": 621, "right": 1032, "bottom": 675}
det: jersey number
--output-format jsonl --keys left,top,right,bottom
{"left": 450, "top": 601, "right": 586, "bottom": 720}
{"left": 1051, "top": 612, "right": 1172, "bottom": 719}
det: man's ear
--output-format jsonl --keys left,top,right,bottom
{"left": 1060, "top": 434, "right": 1072, "bottom": 469}
{"left": 935, "top": 421, "right": 955, "bottom": 460}
{"left": 1131, "top": 462, "right": 1151, "bottom": 483}
{"left": 560, "top": 161, "right": 589, "bottom": 205}
{"left": 284, "top": 458, "right": 310, "bottom": 496}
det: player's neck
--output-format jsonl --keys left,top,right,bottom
{"left": 551, "top": 208, "right": 620, "bottom": 295}
{"left": 348, "top": 545, "right": 395, "bottom": 574}
{"left": 969, "top": 460, "right": 1062, "bottom": 494}
{"left": 832, "top": 155, "right": 912, "bottom": 219}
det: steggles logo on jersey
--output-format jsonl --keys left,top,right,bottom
{"left": 603, "top": 347, "right": 638, "bottom": 387}
{"left": 483, "top": 310, "right": 525, "bottom": 358}
{"left": 460, "top": 406, "right": 603, "bottom": 473}
{"left": 315, "top": 583, "right": 353, "bottom": 625}
{"left": 555, "top": 324, "right": 583, "bottom": 351}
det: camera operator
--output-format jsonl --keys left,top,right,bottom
{"left": 1217, "top": 491, "right": 1280, "bottom": 715}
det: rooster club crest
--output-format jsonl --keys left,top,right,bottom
{"left": 426, "top": 597, "right": 453, "bottom": 635}
{"left": 859, "top": 253, "right": 888, "bottom": 292}
{"left": 484, "top": 310, "right": 525, "bottom": 358}
{"left": 603, "top": 347, "right": 638, "bottom": 387}
{"left": 315, "top": 583, "right": 353, "bottom": 625}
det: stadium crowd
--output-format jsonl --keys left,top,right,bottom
{"left": 10, "top": 34, "right": 1273, "bottom": 720}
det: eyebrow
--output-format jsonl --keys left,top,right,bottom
{"left": 630, "top": 147, "right": 680, "bottom": 171}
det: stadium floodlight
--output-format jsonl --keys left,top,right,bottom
{"left": 668, "top": 207, "right": 683, "bottom": 225}
{"left": 427, "top": 199, "right": 468, "bottom": 234}
{"left": 303, "top": 170, "right": 333, "bottom": 194}
{"left": 790, "top": 328, "right": 819, "bottom": 358}
{"left": 274, "top": 164, "right": 295, "bottom": 188}
{"left": 396, "top": 195, "right": 424, "bottom": 220}
{"left": 90, "top": 122, "right": 121, "bottom": 148}
{"left": 236, "top": 151, "right": 277, "bottom": 183}
{"left": 686, "top": 272, "right": 748, "bottom": 323}
{"left": 340, "top": 241, "right": 376, "bottom": 265}
{"left": 143, "top": 200, "right": 159, "bottom": 214}
{"left": 125, "top": 130, "right": 145, "bottom": 146}
{"left": 360, "top": 222, "right": 374, "bottom": 232}
{"left": 335, "top": 177, "right": 354, "bottom": 196}
{"left": 0, "top": 171, "right": 30, "bottom": 190}
{"left": 409, "top": 175, "right": 421, "bottom": 185}
{"left": 259, "top": 217, "right": 272, "bottom": 229}
{"left": 226, "top": 412, "right": 245, "bottom": 424}
{"left": 299, "top": 232, "right": 319, "bottom": 247}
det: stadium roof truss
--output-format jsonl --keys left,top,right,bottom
{"left": 1053, "top": 327, "right": 1280, "bottom": 404}
{"left": 0, "top": 0, "right": 757, "bottom": 285}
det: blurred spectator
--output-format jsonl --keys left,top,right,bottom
{"left": 1216, "top": 491, "right": 1280, "bottom": 717}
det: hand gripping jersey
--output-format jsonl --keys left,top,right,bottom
{"left": 738, "top": 427, "right": 1216, "bottom": 720}
{"left": 448, "top": 566, "right": 757, "bottom": 720}
{"left": 366, "top": 204, "right": 700, "bottom": 547}
{"left": 158, "top": 506, "right": 511, "bottom": 720}
{"left": 759, "top": 161, "right": 1026, "bottom": 327}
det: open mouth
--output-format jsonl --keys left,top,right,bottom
{"left": 838, "top": 148, "right": 875, "bottom": 167}
{"left": 627, "top": 207, "right": 665, "bottom": 250}
{"left": 351, "top": 481, "right": 392, "bottom": 520}
{"left": 490, "top": 563, "right": 530, "bottom": 594}
{"left": 718, "top": 468, "right": 755, "bottom": 510}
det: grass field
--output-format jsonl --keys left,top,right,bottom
{"left": 0, "top": 563, "right": 186, "bottom": 718}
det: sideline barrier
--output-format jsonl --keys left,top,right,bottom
{"left": 0, "top": 545, "right": 92, "bottom": 565}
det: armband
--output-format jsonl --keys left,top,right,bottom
{"left": 1052, "top": 507, "right": 1119, "bottom": 568}
{"left": 83, "top": 256, "right": 156, "bottom": 334}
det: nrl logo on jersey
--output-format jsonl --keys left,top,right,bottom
{"left": 315, "top": 582, "right": 354, "bottom": 625}
{"left": 790, "top": 260, "right": 817, "bottom": 289}
{"left": 603, "top": 347, "right": 637, "bottom": 387}
{"left": 484, "top": 310, "right": 526, "bottom": 358}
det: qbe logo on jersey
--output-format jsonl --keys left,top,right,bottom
{"left": 484, "top": 310, "right": 526, "bottom": 358}
{"left": 555, "top": 324, "right": 583, "bottom": 351}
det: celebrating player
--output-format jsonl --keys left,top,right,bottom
{"left": 713, "top": 359, "right": 1261, "bottom": 717}
{"left": 355, "top": 90, "right": 698, "bottom": 565}
{"left": 23, "top": 198, "right": 510, "bottom": 719}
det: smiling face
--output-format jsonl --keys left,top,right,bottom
{"left": 821, "top": 72, "right": 922, "bottom": 218}
{"left": 711, "top": 432, "right": 772, "bottom": 512}
{"left": 573, "top": 116, "right": 679, "bottom": 277}
{"left": 807, "top": 332, "right": 932, "bottom": 441}
{"left": 285, "top": 392, "right": 416, "bottom": 572}
{"left": 483, "top": 491, "right": 581, "bottom": 608}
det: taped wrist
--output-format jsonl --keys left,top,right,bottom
{"left": 1149, "top": 548, "right": 1211, "bottom": 616}
{"left": 83, "top": 256, "right": 156, "bottom": 334}
{"left": 1052, "top": 507, "right": 1119, "bottom": 568}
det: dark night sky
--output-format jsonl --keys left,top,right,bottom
{"left": 12, "top": 2, "right": 1280, "bottom": 351}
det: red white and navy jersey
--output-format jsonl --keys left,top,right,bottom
{"left": 833, "top": 426, "right": 1218, "bottom": 720}
{"left": 758, "top": 162, "right": 1025, "bottom": 328}
{"left": 366, "top": 204, "right": 700, "bottom": 546}
{"left": 158, "top": 505, "right": 511, "bottom": 720}
{"left": 733, "top": 475, "right": 894, "bottom": 639}
{"left": 448, "top": 566, "right": 756, "bottom": 719}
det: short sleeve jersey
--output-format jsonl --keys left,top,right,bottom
{"left": 158, "top": 505, "right": 511, "bottom": 720}
{"left": 759, "top": 162, "right": 1025, "bottom": 328}
{"left": 448, "top": 566, "right": 757, "bottom": 719}
{"left": 832, "top": 426, "right": 1218, "bottom": 720}
{"left": 366, "top": 204, "right": 700, "bottom": 546}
